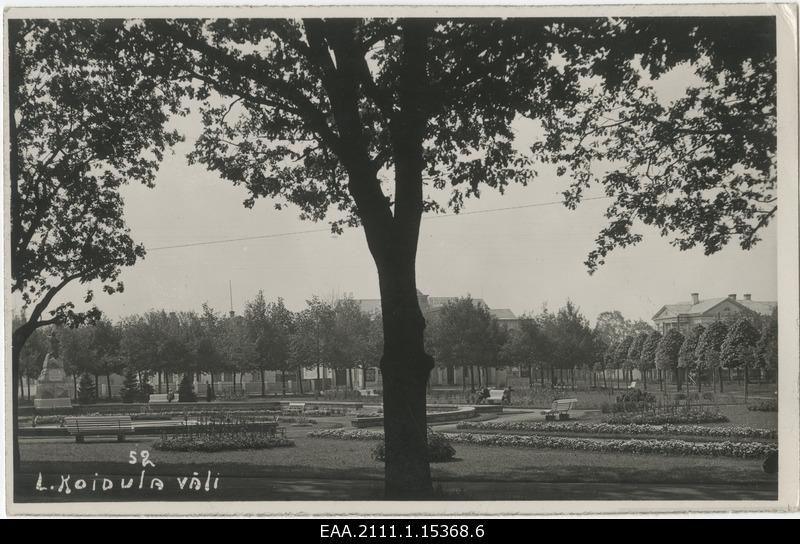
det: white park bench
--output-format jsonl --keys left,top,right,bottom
{"left": 358, "top": 389, "right": 378, "bottom": 397}
{"left": 627, "top": 381, "right": 638, "bottom": 389}
{"left": 486, "top": 389, "right": 506, "bottom": 405}
{"left": 287, "top": 402, "right": 306, "bottom": 415}
{"left": 541, "top": 398, "right": 578, "bottom": 421}
{"left": 64, "top": 415, "right": 134, "bottom": 443}
{"left": 148, "top": 393, "right": 173, "bottom": 404}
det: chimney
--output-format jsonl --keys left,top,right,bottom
{"left": 728, "top": 293, "right": 737, "bottom": 301}
{"left": 743, "top": 294, "right": 752, "bottom": 301}
{"left": 691, "top": 293, "right": 699, "bottom": 305}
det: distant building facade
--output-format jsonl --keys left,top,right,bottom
{"left": 652, "top": 293, "right": 777, "bottom": 335}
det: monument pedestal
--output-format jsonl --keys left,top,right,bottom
{"left": 34, "top": 348, "right": 71, "bottom": 410}
{"left": 34, "top": 397, "right": 73, "bottom": 410}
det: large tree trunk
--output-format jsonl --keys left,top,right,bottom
{"left": 377, "top": 267, "right": 434, "bottom": 499}
{"left": 106, "top": 374, "right": 112, "bottom": 401}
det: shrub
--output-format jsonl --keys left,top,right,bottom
{"left": 371, "top": 429, "right": 456, "bottom": 463}
{"left": 120, "top": 368, "right": 139, "bottom": 403}
{"left": 612, "top": 389, "right": 656, "bottom": 413}
{"left": 178, "top": 373, "right": 197, "bottom": 403}
{"left": 77, "top": 373, "right": 96, "bottom": 404}
{"left": 748, "top": 399, "right": 778, "bottom": 412}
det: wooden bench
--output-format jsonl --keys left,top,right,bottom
{"left": 541, "top": 398, "right": 578, "bottom": 421}
{"left": 485, "top": 389, "right": 506, "bottom": 405}
{"left": 627, "top": 381, "right": 638, "bottom": 389}
{"left": 64, "top": 415, "right": 134, "bottom": 443}
{"left": 286, "top": 402, "right": 306, "bottom": 414}
{"left": 149, "top": 393, "right": 173, "bottom": 404}
{"left": 358, "top": 389, "right": 378, "bottom": 397}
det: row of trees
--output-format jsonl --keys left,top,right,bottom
{"left": 18, "top": 294, "right": 778, "bottom": 403}
{"left": 427, "top": 299, "right": 644, "bottom": 390}
{"left": 15, "top": 293, "right": 385, "bottom": 402}
{"left": 598, "top": 311, "right": 778, "bottom": 397}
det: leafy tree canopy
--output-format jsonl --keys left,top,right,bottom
{"left": 655, "top": 328, "right": 684, "bottom": 371}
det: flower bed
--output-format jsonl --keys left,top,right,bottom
{"left": 308, "top": 428, "right": 775, "bottom": 459}
{"left": 153, "top": 434, "right": 294, "bottom": 452}
{"left": 604, "top": 412, "right": 729, "bottom": 425}
{"left": 456, "top": 421, "right": 777, "bottom": 439}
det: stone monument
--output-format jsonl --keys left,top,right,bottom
{"left": 34, "top": 331, "right": 72, "bottom": 410}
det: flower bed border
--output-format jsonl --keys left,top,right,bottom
{"left": 308, "top": 428, "right": 776, "bottom": 459}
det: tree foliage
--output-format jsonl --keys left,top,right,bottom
{"left": 639, "top": 331, "right": 662, "bottom": 372}
{"left": 695, "top": 321, "right": 729, "bottom": 371}
{"left": 426, "top": 296, "right": 504, "bottom": 371}
{"left": 9, "top": 20, "right": 183, "bottom": 339}
{"left": 627, "top": 332, "right": 649, "bottom": 370}
{"left": 655, "top": 328, "right": 684, "bottom": 372}
{"left": 678, "top": 325, "right": 706, "bottom": 370}
{"left": 720, "top": 317, "right": 760, "bottom": 370}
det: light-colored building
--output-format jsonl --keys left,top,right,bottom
{"left": 652, "top": 293, "right": 776, "bottom": 335}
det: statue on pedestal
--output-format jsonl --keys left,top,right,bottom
{"left": 34, "top": 331, "right": 72, "bottom": 409}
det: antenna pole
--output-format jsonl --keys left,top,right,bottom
{"left": 229, "top": 280, "right": 234, "bottom": 317}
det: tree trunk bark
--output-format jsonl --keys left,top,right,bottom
{"left": 261, "top": 369, "right": 266, "bottom": 397}
{"left": 744, "top": 362, "right": 749, "bottom": 402}
{"left": 377, "top": 268, "right": 434, "bottom": 499}
{"left": 281, "top": 370, "right": 287, "bottom": 396}
{"left": 107, "top": 374, "right": 112, "bottom": 401}
{"left": 158, "top": 371, "right": 162, "bottom": 394}
{"left": 718, "top": 368, "right": 724, "bottom": 393}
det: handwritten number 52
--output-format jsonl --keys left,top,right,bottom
{"left": 129, "top": 450, "right": 156, "bottom": 468}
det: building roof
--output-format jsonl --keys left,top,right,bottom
{"left": 356, "top": 299, "right": 382, "bottom": 315}
{"left": 427, "top": 296, "right": 487, "bottom": 309}
{"left": 653, "top": 297, "right": 777, "bottom": 321}
{"left": 489, "top": 308, "right": 517, "bottom": 320}
{"left": 738, "top": 300, "right": 778, "bottom": 316}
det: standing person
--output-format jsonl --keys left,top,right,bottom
{"left": 503, "top": 386, "right": 512, "bottom": 406}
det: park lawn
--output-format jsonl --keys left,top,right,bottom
{"left": 19, "top": 434, "right": 776, "bottom": 486}
{"left": 713, "top": 404, "right": 778, "bottom": 429}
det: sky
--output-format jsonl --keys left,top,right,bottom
{"left": 11, "top": 21, "right": 778, "bottom": 328}
{"left": 40, "top": 135, "right": 777, "bottom": 326}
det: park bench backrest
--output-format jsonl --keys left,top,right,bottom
{"left": 488, "top": 389, "right": 505, "bottom": 400}
{"left": 64, "top": 415, "right": 134, "bottom": 435}
{"left": 551, "top": 398, "right": 578, "bottom": 412}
